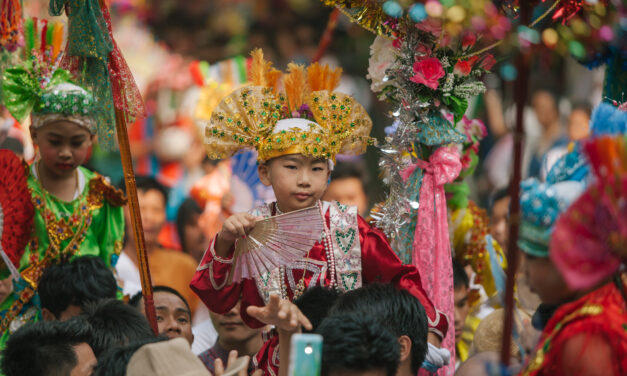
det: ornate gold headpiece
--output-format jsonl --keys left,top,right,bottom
{"left": 203, "top": 49, "right": 374, "bottom": 162}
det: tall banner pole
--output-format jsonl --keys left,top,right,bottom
{"left": 500, "top": 3, "right": 531, "bottom": 366}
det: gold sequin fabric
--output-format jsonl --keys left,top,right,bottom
{"left": 204, "top": 86, "right": 373, "bottom": 162}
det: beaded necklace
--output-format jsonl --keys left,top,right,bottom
{"left": 274, "top": 201, "right": 337, "bottom": 300}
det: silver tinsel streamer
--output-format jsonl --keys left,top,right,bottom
{"left": 370, "top": 22, "right": 486, "bottom": 238}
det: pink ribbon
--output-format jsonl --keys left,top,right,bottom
{"left": 403, "top": 146, "right": 461, "bottom": 376}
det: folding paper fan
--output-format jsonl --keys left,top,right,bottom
{"left": 228, "top": 205, "right": 325, "bottom": 284}
{"left": 0, "top": 150, "right": 34, "bottom": 280}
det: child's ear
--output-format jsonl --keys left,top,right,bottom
{"left": 397, "top": 335, "right": 412, "bottom": 363}
{"left": 258, "top": 163, "right": 272, "bottom": 187}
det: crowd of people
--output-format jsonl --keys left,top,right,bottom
{"left": 0, "top": 2, "right": 626, "bottom": 376}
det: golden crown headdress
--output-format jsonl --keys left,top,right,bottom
{"left": 203, "top": 49, "right": 374, "bottom": 162}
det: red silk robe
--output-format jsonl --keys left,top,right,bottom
{"left": 190, "top": 203, "right": 449, "bottom": 336}
{"left": 520, "top": 275, "right": 627, "bottom": 376}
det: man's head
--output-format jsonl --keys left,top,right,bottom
{"left": 258, "top": 154, "right": 330, "bottom": 212}
{"left": 567, "top": 102, "right": 592, "bottom": 141}
{"left": 453, "top": 260, "right": 470, "bottom": 344}
{"left": 93, "top": 337, "right": 166, "bottom": 376}
{"left": 323, "top": 163, "right": 369, "bottom": 216}
{"left": 531, "top": 90, "right": 559, "bottom": 129}
{"left": 176, "top": 198, "right": 208, "bottom": 262}
{"left": 80, "top": 299, "right": 154, "bottom": 357}
{"left": 317, "top": 313, "right": 400, "bottom": 376}
{"left": 129, "top": 286, "right": 194, "bottom": 345}
{"left": 329, "top": 283, "right": 428, "bottom": 376}
{"left": 123, "top": 176, "right": 169, "bottom": 248}
{"left": 39, "top": 256, "right": 118, "bottom": 321}
{"left": 208, "top": 300, "right": 264, "bottom": 349}
{"left": 489, "top": 187, "right": 510, "bottom": 251}
{"left": 2, "top": 317, "right": 96, "bottom": 376}
{"left": 523, "top": 253, "right": 574, "bottom": 305}
{"left": 293, "top": 286, "right": 341, "bottom": 332}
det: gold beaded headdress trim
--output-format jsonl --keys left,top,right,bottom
{"left": 203, "top": 49, "right": 374, "bottom": 162}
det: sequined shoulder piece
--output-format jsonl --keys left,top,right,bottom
{"left": 88, "top": 174, "right": 127, "bottom": 207}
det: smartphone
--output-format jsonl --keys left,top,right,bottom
{"left": 221, "top": 356, "right": 249, "bottom": 376}
{"left": 288, "top": 333, "right": 323, "bottom": 376}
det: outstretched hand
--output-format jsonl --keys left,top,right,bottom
{"left": 213, "top": 350, "right": 263, "bottom": 376}
{"left": 246, "top": 294, "right": 313, "bottom": 333}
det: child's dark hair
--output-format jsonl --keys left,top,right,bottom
{"left": 2, "top": 317, "right": 93, "bottom": 376}
{"left": 453, "top": 260, "right": 469, "bottom": 290}
{"left": 570, "top": 101, "right": 592, "bottom": 118}
{"left": 38, "top": 256, "right": 117, "bottom": 319}
{"left": 175, "top": 198, "right": 203, "bottom": 255}
{"left": 317, "top": 313, "right": 400, "bottom": 376}
{"left": 329, "top": 283, "right": 428, "bottom": 374}
{"left": 80, "top": 299, "right": 155, "bottom": 357}
{"left": 128, "top": 285, "right": 191, "bottom": 314}
{"left": 293, "top": 286, "right": 341, "bottom": 332}
{"left": 117, "top": 175, "right": 169, "bottom": 206}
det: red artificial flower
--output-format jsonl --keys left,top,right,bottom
{"left": 410, "top": 57, "right": 445, "bottom": 90}
{"left": 462, "top": 33, "right": 476, "bottom": 49}
{"left": 480, "top": 54, "right": 496, "bottom": 71}
{"left": 454, "top": 60, "right": 472, "bottom": 76}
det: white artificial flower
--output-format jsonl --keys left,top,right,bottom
{"left": 366, "top": 36, "right": 399, "bottom": 93}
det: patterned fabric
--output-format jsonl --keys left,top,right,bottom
{"left": 203, "top": 50, "right": 373, "bottom": 162}
{"left": 518, "top": 179, "right": 585, "bottom": 258}
{"left": 520, "top": 276, "right": 627, "bottom": 376}
{"left": 0, "top": 165, "right": 126, "bottom": 342}
{"left": 2, "top": 66, "right": 97, "bottom": 132}
{"left": 50, "top": 0, "right": 145, "bottom": 149}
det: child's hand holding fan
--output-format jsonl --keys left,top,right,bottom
{"left": 225, "top": 204, "right": 325, "bottom": 284}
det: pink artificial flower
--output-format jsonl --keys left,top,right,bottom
{"left": 392, "top": 37, "right": 403, "bottom": 49}
{"left": 416, "top": 18, "right": 442, "bottom": 36}
{"left": 454, "top": 60, "right": 472, "bottom": 76}
{"left": 480, "top": 54, "right": 496, "bottom": 71}
{"left": 415, "top": 43, "right": 431, "bottom": 60}
{"left": 410, "top": 57, "right": 445, "bottom": 90}
{"left": 462, "top": 33, "right": 476, "bottom": 49}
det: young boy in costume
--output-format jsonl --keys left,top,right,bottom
{"left": 190, "top": 50, "right": 448, "bottom": 369}
{"left": 0, "top": 65, "right": 125, "bottom": 344}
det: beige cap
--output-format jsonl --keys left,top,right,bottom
{"left": 126, "top": 338, "right": 210, "bottom": 376}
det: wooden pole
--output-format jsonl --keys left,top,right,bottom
{"left": 500, "top": 3, "right": 531, "bottom": 366}
{"left": 114, "top": 108, "right": 159, "bottom": 335}
{"left": 313, "top": 8, "right": 340, "bottom": 63}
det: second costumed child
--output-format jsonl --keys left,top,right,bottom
{"left": 190, "top": 50, "right": 450, "bottom": 373}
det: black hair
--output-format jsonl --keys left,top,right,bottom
{"left": 175, "top": 198, "right": 203, "bottom": 255}
{"left": 2, "top": 317, "right": 93, "bottom": 376}
{"left": 488, "top": 186, "right": 510, "bottom": 213}
{"left": 93, "top": 336, "right": 167, "bottom": 376}
{"left": 329, "top": 283, "right": 427, "bottom": 374}
{"left": 570, "top": 101, "right": 592, "bottom": 118}
{"left": 453, "top": 260, "right": 469, "bottom": 290}
{"left": 117, "top": 175, "right": 169, "bottom": 206}
{"left": 128, "top": 285, "right": 191, "bottom": 314}
{"left": 329, "top": 162, "right": 367, "bottom": 194}
{"left": 293, "top": 286, "right": 341, "bottom": 332}
{"left": 38, "top": 256, "right": 118, "bottom": 319}
{"left": 79, "top": 299, "right": 155, "bottom": 357}
{"left": 317, "top": 313, "right": 400, "bottom": 376}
